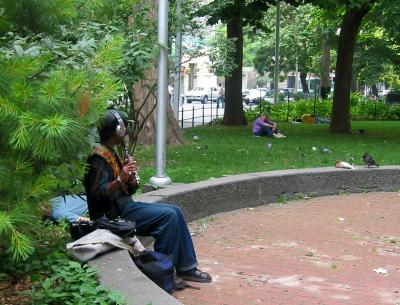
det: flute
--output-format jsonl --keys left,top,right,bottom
{"left": 121, "top": 143, "right": 141, "bottom": 186}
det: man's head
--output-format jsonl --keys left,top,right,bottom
{"left": 98, "top": 109, "right": 129, "bottom": 143}
{"left": 261, "top": 112, "right": 270, "bottom": 120}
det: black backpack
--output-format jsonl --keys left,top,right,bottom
{"left": 69, "top": 216, "right": 136, "bottom": 240}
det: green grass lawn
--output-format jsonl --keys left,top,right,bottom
{"left": 136, "top": 121, "right": 400, "bottom": 184}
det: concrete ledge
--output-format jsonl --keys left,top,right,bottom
{"left": 94, "top": 166, "right": 400, "bottom": 305}
{"left": 89, "top": 249, "right": 183, "bottom": 305}
{"left": 135, "top": 166, "right": 400, "bottom": 222}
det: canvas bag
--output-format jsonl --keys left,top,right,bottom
{"left": 66, "top": 229, "right": 144, "bottom": 262}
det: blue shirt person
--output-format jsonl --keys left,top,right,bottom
{"left": 50, "top": 195, "right": 89, "bottom": 223}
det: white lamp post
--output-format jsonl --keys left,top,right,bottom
{"left": 150, "top": 0, "right": 172, "bottom": 187}
{"left": 273, "top": 0, "right": 280, "bottom": 104}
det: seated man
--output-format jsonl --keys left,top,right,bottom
{"left": 83, "top": 109, "right": 211, "bottom": 283}
{"left": 252, "top": 112, "right": 286, "bottom": 138}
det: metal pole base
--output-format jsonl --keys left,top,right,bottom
{"left": 149, "top": 175, "right": 172, "bottom": 187}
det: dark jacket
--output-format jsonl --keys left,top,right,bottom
{"left": 84, "top": 153, "right": 137, "bottom": 220}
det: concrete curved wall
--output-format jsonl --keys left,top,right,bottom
{"left": 136, "top": 166, "right": 400, "bottom": 222}
{"left": 93, "top": 166, "right": 400, "bottom": 305}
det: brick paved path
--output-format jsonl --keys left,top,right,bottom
{"left": 174, "top": 192, "right": 400, "bottom": 305}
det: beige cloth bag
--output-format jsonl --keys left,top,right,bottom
{"left": 66, "top": 229, "right": 145, "bottom": 262}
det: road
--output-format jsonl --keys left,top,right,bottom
{"left": 178, "top": 101, "right": 225, "bottom": 128}
{"left": 177, "top": 101, "right": 257, "bottom": 128}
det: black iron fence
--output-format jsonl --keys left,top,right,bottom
{"left": 179, "top": 104, "right": 224, "bottom": 128}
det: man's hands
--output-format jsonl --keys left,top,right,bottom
{"left": 119, "top": 160, "right": 138, "bottom": 183}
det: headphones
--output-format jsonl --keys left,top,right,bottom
{"left": 109, "top": 110, "right": 126, "bottom": 137}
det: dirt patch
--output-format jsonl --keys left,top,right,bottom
{"left": 0, "top": 276, "right": 32, "bottom": 305}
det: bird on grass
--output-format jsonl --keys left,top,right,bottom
{"left": 335, "top": 160, "right": 355, "bottom": 170}
{"left": 363, "top": 153, "right": 379, "bottom": 167}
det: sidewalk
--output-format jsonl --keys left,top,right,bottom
{"left": 174, "top": 192, "right": 400, "bottom": 305}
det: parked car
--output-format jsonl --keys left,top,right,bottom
{"left": 379, "top": 89, "right": 391, "bottom": 97}
{"left": 185, "top": 87, "right": 218, "bottom": 104}
{"left": 279, "top": 88, "right": 295, "bottom": 98}
{"left": 242, "top": 89, "right": 250, "bottom": 101}
{"left": 385, "top": 91, "right": 400, "bottom": 104}
{"left": 244, "top": 88, "right": 269, "bottom": 105}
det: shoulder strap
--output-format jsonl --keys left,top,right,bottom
{"left": 91, "top": 145, "right": 131, "bottom": 196}
{"left": 91, "top": 145, "right": 121, "bottom": 178}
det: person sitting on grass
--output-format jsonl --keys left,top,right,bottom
{"left": 252, "top": 112, "right": 286, "bottom": 138}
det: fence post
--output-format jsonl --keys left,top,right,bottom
{"left": 313, "top": 90, "right": 317, "bottom": 117}
{"left": 287, "top": 94, "right": 290, "bottom": 122}
{"left": 202, "top": 105, "right": 205, "bottom": 125}
{"left": 192, "top": 106, "right": 194, "bottom": 127}
{"left": 210, "top": 98, "right": 213, "bottom": 121}
{"left": 181, "top": 107, "right": 184, "bottom": 129}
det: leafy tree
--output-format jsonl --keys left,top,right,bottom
{"left": 0, "top": 3, "right": 123, "bottom": 262}
{"left": 253, "top": 4, "right": 326, "bottom": 94}
{"left": 309, "top": 8, "right": 340, "bottom": 98}
{"left": 306, "top": 0, "right": 377, "bottom": 133}
{"left": 198, "top": 0, "right": 271, "bottom": 125}
{"left": 198, "top": 0, "right": 300, "bottom": 125}
{"left": 353, "top": 0, "right": 400, "bottom": 92}
{"left": 207, "top": 26, "right": 238, "bottom": 77}
{"left": 0, "top": 0, "right": 79, "bottom": 35}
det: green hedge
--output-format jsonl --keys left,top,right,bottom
{"left": 245, "top": 93, "right": 400, "bottom": 122}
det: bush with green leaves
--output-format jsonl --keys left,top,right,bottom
{"left": 30, "top": 259, "right": 126, "bottom": 305}
{"left": 245, "top": 93, "right": 400, "bottom": 122}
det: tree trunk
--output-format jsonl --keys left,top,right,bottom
{"left": 371, "top": 84, "right": 379, "bottom": 97}
{"left": 320, "top": 35, "right": 331, "bottom": 99}
{"left": 128, "top": 0, "right": 185, "bottom": 149}
{"left": 330, "top": 6, "right": 371, "bottom": 133}
{"left": 131, "top": 67, "right": 185, "bottom": 147}
{"left": 222, "top": 13, "right": 247, "bottom": 125}
{"left": 300, "top": 71, "right": 309, "bottom": 93}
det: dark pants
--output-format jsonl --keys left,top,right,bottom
{"left": 254, "top": 126, "right": 273, "bottom": 137}
{"left": 121, "top": 201, "right": 197, "bottom": 272}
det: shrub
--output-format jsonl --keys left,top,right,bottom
{"left": 30, "top": 259, "right": 126, "bottom": 305}
{"left": 244, "top": 94, "right": 399, "bottom": 122}
{"left": 0, "top": 31, "right": 123, "bottom": 262}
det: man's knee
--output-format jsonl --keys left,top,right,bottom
{"left": 163, "top": 205, "right": 186, "bottom": 227}
{"left": 161, "top": 206, "right": 179, "bottom": 222}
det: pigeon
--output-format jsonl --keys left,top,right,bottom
{"left": 266, "top": 143, "right": 272, "bottom": 150}
{"left": 335, "top": 160, "right": 355, "bottom": 170}
{"left": 192, "top": 135, "right": 200, "bottom": 141}
{"left": 320, "top": 148, "right": 332, "bottom": 154}
{"left": 363, "top": 152, "right": 379, "bottom": 167}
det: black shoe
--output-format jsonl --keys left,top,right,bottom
{"left": 177, "top": 268, "right": 212, "bottom": 283}
{"left": 173, "top": 274, "right": 186, "bottom": 290}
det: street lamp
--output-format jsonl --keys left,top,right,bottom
{"left": 150, "top": 0, "right": 172, "bottom": 187}
{"left": 273, "top": 0, "right": 280, "bottom": 105}
{"left": 172, "top": 0, "right": 182, "bottom": 119}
